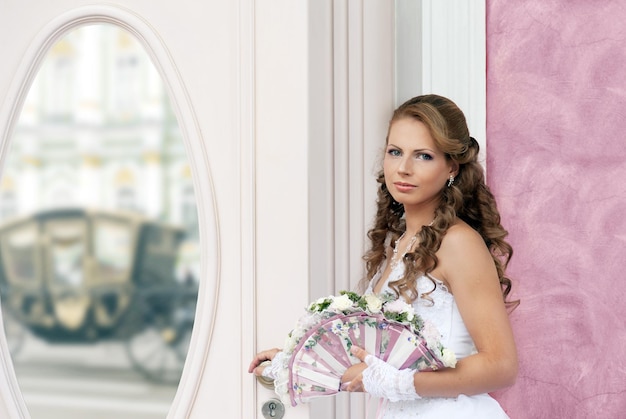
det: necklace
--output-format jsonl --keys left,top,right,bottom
{"left": 390, "top": 232, "right": 418, "bottom": 270}
{"left": 390, "top": 220, "right": 434, "bottom": 270}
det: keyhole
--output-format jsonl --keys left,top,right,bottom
{"left": 262, "top": 398, "right": 284, "bottom": 419}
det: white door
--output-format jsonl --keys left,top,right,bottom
{"left": 0, "top": 1, "right": 484, "bottom": 418}
{"left": 0, "top": 1, "right": 311, "bottom": 418}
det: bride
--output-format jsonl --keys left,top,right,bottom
{"left": 250, "top": 94, "right": 518, "bottom": 418}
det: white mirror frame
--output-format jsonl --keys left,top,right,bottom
{"left": 0, "top": 5, "right": 218, "bottom": 418}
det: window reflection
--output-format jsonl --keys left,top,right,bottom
{"left": 94, "top": 220, "right": 133, "bottom": 277}
{"left": 3, "top": 225, "right": 38, "bottom": 283}
{"left": 0, "top": 23, "right": 199, "bottom": 418}
{"left": 48, "top": 222, "right": 86, "bottom": 287}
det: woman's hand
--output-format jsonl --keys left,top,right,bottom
{"left": 343, "top": 346, "right": 420, "bottom": 401}
{"left": 248, "top": 348, "right": 281, "bottom": 376}
{"left": 340, "top": 352, "right": 368, "bottom": 392}
{"left": 340, "top": 346, "right": 371, "bottom": 392}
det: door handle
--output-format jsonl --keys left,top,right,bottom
{"left": 256, "top": 373, "right": 275, "bottom": 390}
{"left": 255, "top": 360, "right": 275, "bottom": 390}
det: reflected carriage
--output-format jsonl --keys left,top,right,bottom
{"left": 0, "top": 208, "right": 197, "bottom": 384}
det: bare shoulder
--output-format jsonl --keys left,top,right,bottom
{"left": 436, "top": 220, "right": 496, "bottom": 291}
{"left": 440, "top": 220, "right": 487, "bottom": 253}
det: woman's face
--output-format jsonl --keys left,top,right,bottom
{"left": 383, "top": 117, "right": 456, "bottom": 212}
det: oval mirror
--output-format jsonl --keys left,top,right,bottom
{"left": 0, "top": 23, "right": 199, "bottom": 418}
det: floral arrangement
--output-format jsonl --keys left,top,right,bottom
{"left": 273, "top": 291, "right": 457, "bottom": 405}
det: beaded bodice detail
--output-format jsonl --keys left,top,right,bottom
{"left": 366, "top": 260, "right": 477, "bottom": 360}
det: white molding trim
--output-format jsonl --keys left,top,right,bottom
{"left": 0, "top": 5, "right": 219, "bottom": 418}
{"left": 307, "top": 1, "right": 395, "bottom": 417}
{"left": 396, "top": 0, "right": 486, "bottom": 166}
{"left": 420, "top": 0, "right": 487, "bottom": 167}
{"left": 238, "top": 0, "right": 257, "bottom": 417}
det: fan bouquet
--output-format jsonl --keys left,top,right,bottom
{"left": 272, "top": 291, "right": 457, "bottom": 406}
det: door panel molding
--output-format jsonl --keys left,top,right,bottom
{"left": 238, "top": 0, "right": 257, "bottom": 417}
{"left": 307, "top": 1, "right": 395, "bottom": 417}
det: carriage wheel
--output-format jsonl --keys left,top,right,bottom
{"left": 124, "top": 302, "right": 193, "bottom": 385}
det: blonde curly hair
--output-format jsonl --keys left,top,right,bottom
{"left": 361, "top": 94, "right": 518, "bottom": 309}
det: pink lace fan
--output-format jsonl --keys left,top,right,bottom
{"left": 286, "top": 311, "right": 444, "bottom": 406}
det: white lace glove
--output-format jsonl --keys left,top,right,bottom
{"left": 261, "top": 350, "right": 288, "bottom": 380}
{"left": 362, "top": 354, "right": 421, "bottom": 402}
{"left": 260, "top": 351, "right": 291, "bottom": 401}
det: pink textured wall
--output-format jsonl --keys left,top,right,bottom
{"left": 486, "top": 2, "right": 626, "bottom": 418}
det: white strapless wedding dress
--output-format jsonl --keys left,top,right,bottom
{"left": 365, "top": 262, "right": 510, "bottom": 419}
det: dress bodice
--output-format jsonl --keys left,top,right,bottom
{"left": 363, "top": 250, "right": 509, "bottom": 418}
{"left": 366, "top": 261, "right": 477, "bottom": 360}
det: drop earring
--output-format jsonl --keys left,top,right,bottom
{"left": 447, "top": 175, "right": 454, "bottom": 187}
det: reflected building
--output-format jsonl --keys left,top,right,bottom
{"left": 0, "top": 24, "right": 199, "bottom": 280}
{"left": 0, "top": 25, "right": 198, "bottom": 418}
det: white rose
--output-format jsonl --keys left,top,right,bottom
{"left": 329, "top": 294, "right": 353, "bottom": 311}
{"left": 400, "top": 301, "right": 413, "bottom": 313}
{"left": 441, "top": 348, "right": 457, "bottom": 368}
{"left": 384, "top": 299, "right": 406, "bottom": 313}
{"left": 421, "top": 322, "right": 441, "bottom": 350}
{"left": 364, "top": 294, "right": 383, "bottom": 313}
{"left": 399, "top": 302, "right": 416, "bottom": 322}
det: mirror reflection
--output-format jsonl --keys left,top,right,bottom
{"left": 0, "top": 23, "right": 199, "bottom": 418}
